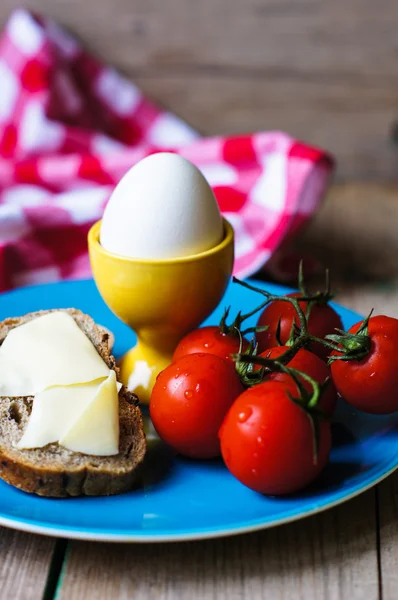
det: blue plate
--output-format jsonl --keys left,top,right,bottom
{"left": 0, "top": 279, "right": 397, "bottom": 542}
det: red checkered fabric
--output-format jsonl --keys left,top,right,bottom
{"left": 0, "top": 9, "right": 334, "bottom": 292}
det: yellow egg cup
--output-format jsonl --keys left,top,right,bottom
{"left": 88, "top": 220, "right": 234, "bottom": 404}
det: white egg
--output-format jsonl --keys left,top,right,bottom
{"left": 100, "top": 152, "right": 223, "bottom": 259}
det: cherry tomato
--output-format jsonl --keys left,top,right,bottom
{"left": 260, "top": 346, "right": 338, "bottom": 415}
{"left": 173, "top": 326, "right": 249, "bottom": 363}
{"left": 219, "top": 381, "right": 331, "bottom": 495}
{"left": 256, "top": 293, "right": 343, "bottom": 361}
{"left": 150, "top": 353, "right": 244, "bottom": 458}
{"left": 330, "top": 315, "right": 398, "bottom": 414}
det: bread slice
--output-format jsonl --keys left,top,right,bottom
{"left": 0, "top": 309, "right": 146, "bottom": 497}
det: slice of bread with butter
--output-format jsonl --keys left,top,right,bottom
{"left": 0, "top": 309, "right": 146, "bottom": 497}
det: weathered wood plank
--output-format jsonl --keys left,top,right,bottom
{"left": 0, "top": 1, "right": 398, "bottom": 180}
{"left": 378, "top": 474, "right": 398, "bottom": 600}
{"left": 125, "top": 75, "right": 398, "bottom": 183}
{"left": 0, "top": 528, "right": 55, "bottom": 600}
{"left": 58, "top": 491, "right": 378, "bottom": 600}
{"left": 300, "top": 183, "right": 398, "bottom": 317}
{"left": 1, "top": 0, "right": 396, "bottom": 77}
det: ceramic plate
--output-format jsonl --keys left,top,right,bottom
{"left": 0, "top": 279, "right": 397, "bottom": 542}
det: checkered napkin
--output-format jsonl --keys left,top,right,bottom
{"left": 0, "top": 9, "right": 334, "bottom": 292}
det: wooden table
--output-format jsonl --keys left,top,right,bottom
{"left": 2, "top": 0, "right": 398, "bottom": 182}
{"left": 1, "top": 182, "right": 398, "bottom": 600}
{"left": 1, "top": 1, "right": 398, "bottom": 595}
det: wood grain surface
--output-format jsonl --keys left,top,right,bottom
{"left": 0, "top": 529, "right": 55, "bottom": 599}
{"left": 58, "top": 491, "right": 378, "bottom": 600}
{"left": 1, "top": 0, "right": 398, "bottom": 180}
{"left": 300, "top": 183, "right": 398, "bottom": 317}
{"left": 378, "top": 474, "right": 398, "bottom": 600}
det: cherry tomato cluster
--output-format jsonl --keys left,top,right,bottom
{"left": 150, "top": 269, "right": 398, "bottom": 497}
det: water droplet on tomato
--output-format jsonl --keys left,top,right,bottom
{"left": 251, "top": 468, "right": 258, "bottom": 476}
{"left": 195, "top": 383, "right": 200, "bottom": 393}
{"left": 204, "top": 341, "right": 214, "bottom": 349}
{"left": 253, "top": 452, "right": 258, "bottom": 459}
{"left": 237, "top": 407, "right": 253, "bottom": 423}
{"left": 174, "top": 373, "right": 180, "bottom": 379}
{"left": 257, "top": 436, "right": 265, "bottom": 447}
{"left": 184, "top": 389, "right": 193, "bottom": 399}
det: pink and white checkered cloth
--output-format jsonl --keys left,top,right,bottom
{"left": 0, "top": 9, "right": 334, "bottom": 293}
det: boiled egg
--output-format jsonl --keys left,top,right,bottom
{"left": 100, "top": 152, "right": 223, "bottom": 259}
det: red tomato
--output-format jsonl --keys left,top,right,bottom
{"left": 173, "top": 326, "right": 249, "bottom": 363}
{"left": 330, "top": 315, "right": 398, "bottom": 414}
{"left": 256, "top": 293, "right": 343, "bottom": 361}
{"left": 150, "top": 353, "right": 244, "bottom": 459}
{"left": 219, "top": 381, "right": 331, "bottom": 495}
{"left": 260, "top": 346, "right": 338, "bottom": 415}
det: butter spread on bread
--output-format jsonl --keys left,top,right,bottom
{"left": 0, "top": 309, "right": 146, "bottom": 497}
{"left": 17, "top": 373, "right": 122, "bottom": 455}
{"left": 59, "top": 372, "right": 121, "bottom": 455}
{"left": 0, "top": 312, "right": 120, "bottom": 455}
{"left": 0, "top": 312, "right": 110, "bottom": 396}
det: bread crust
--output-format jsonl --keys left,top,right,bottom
{"left": 0, "top": 309, "right": 146, "bottom": 497}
